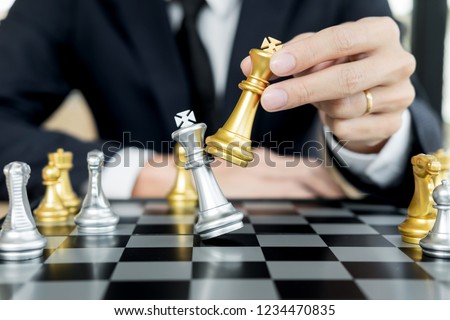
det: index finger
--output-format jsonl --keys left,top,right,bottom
{"left": 240, "top": 33, "right": 314, "bottom": 77}
{"left": 271, "top": 17, "right": 400, "bottom": 77}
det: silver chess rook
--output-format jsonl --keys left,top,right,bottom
{"left": 0, "top": 162, "right": 47, "bottom": 260}
{"left": 74, "top": 150, "right": 119, "bottom": 233}
{"left": 172, "top": 112, "right": 244, "bottom": 240}
{"left": 420, "top": 179, "right": 450, "bottom": 258}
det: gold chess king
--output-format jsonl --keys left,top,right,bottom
{"left": 206, "top": 37, "right": 283, "bottom": 167}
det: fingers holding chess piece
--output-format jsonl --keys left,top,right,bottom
{"left": 205, "top": 37, "right": 283, "bottom": 167}
{"left": 167, "top": 143, "right": 198, "bottom": 213}
{"left": 74, "top": 150, "right": 119, "bottom": 234}
{"left": 49, "top": 148, "right": 81, "bottom": 214}
{"left": 398, "top": 154, "right": 441, "bottom": 244}
{"left": 420, "top": 180, "right": 450, "bottom": 258}
{"left": 34, "top": 162, "right": 70, "bottom": 223}
{"left": 0, "top": 162, "right": 47, "bottom": 260}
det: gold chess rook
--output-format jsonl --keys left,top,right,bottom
{"left": 398, "top": 154, "right": 441, "bottom": 244}
{"left": 205, "top": 37, "right": 282, "bottom": 167}
{"left": 49, "top": 148, "right": 80, "bottom": 214}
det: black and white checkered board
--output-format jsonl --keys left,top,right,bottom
{"left": 1, "top": 199, "right": 449, "bottom": 300}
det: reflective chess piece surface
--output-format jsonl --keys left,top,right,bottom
{"left": 420, "top": 179, "right": 450, "bottom": 258}
{"left": 205, "top": 37, "right": 282, "bottom": 167}
{"left": 0, "top": 162, "right": 47, "bottom": 260}
{"left": 33, "top": 162, "right": 70, "bottom": 223}
{"left": 49, "top": 148, "right": 81, "bottom": 214}
{"left": 74, "top": 150, "right": 119, "bottom": 233}
{"left": 399, "top": 154, "right": 441, "bottom": 244}
{"left": 172, "top": 122, "right": 244, "bottom": 240}
{"left": 167, "top": 143, "right": 198, "bottom": 211}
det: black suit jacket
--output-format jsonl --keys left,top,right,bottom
{"left": 0, "top": 0, "right": 442, "bottom": 205}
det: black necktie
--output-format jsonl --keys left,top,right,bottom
{"left": 176, "top": 0, "right": 215, "bottom": 124}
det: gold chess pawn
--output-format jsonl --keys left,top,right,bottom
{"left": 398, "top": 154, "right": 441, "bottom": 244}
{"left": 205, "top": 37, "right": 283, "bottom": 167}
{"left": 49, "top": 148, "right": 80, "bottom": 214}
{"left": 167, "top": 143, "right": 198, "bottom": 212}
{"left": 34, "top": 162, "right": 70, "bottom": 223}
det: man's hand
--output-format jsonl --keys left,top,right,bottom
{"left": 242, "top": 17, "right": 416, "bottom": 154}
{"left": 132, "top": 148, "right": 344, "bottom": 199}
{"left": 132, "top": 152, "right": 176, "bottom": 198}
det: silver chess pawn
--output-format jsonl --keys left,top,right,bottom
{"left": 420, "top": 179, "right": 450, "bottom": 258}
{"left": 0, "top": 162, "right": 47, "bottom": 260}
{"left": 74, "top": 150, "right": 119, "bottom": 233}
{"left": 172, "top": 122, "right": 244, "bottom": 240}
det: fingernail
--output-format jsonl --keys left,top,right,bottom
{"left": 270, "top": 52, "right": 296, "bottom": 75}
{"left": 240, "top": 56, "right": 251, "bottom": 76}
{"left": 262, "top": 89, "right": 288, "bottom": 111}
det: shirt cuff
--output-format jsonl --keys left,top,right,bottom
{"left": 101, "top": 148, "right": 151, "bottom": 199}
{"left": 324, "top": 109, "right": 412, "bottom": 188}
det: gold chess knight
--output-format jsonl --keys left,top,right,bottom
{"left": 206, "top": 37, "right": 282, "bottom": 167}
{"left": 398, "top": 154, "right": 441, "bottom": 244}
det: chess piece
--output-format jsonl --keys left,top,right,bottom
{"left": 33, "top": 162, "right": 70, "bottom": 223}
{"left": 420, "top": 180, "right": 450, "bottom": 258}
{"left": 49, "top": 148, "right": 81, "bottom": 214}
{"left": 172, "top": 122, "right": 244, "bottom": 240}
{"left": 167, "top": 143, "right": 198, "bottom": 211}
{"left": 434, "top": 149, "right": 450, "bottom": 185}
{"left": 398, "top": 154, "right": 441, "bottom": 244}
{"left": 74, "top": 150, "right": 119, "bottom": 233}
{"left": 205, "top": 37, "right": 283, "bottom": 167}
{"left": 0, "top": 162, "right": 47, "bottom": 260}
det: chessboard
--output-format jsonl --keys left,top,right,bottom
{"left": 1, "top": 199, "right": 449, "bottom": 300}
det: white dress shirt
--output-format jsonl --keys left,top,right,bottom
{"left": 102, "top": 0, "right": 412, "bottom": 198}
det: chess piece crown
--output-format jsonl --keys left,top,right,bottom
{"left": 49, "top": 148, "right": 81, "bottom": 214}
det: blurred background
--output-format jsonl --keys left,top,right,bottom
{"left": 0, "top": 0, "right": 98, "bottom": 142}
{"left": 0, "top": 0, "right": 449, "bottom": 213}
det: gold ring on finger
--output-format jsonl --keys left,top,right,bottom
{"left": 363, "top": 89, "right": 373, "bottom": 116}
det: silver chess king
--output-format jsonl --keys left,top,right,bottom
{"left": 172, "top": 111, "right": 244, "bottom": 239}
{"left": 0, "top": 162, "right": 47, "bottom": 260}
